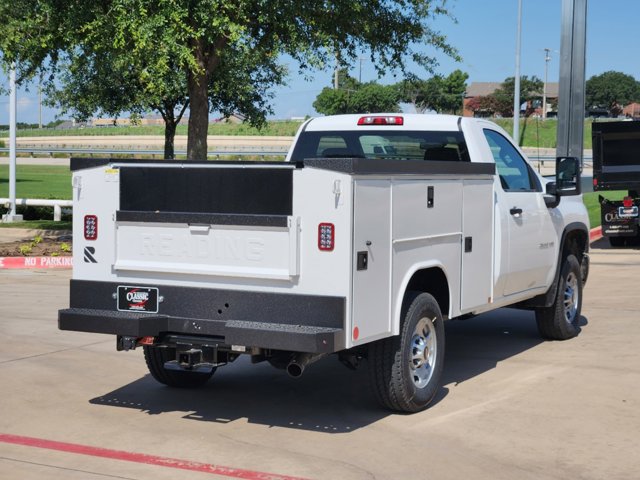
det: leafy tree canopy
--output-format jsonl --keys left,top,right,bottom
{"left": 0, "top": 0, "right": 459, "bottom": 159}
{"left": 397, "top": 69, "right": 468, "bottom": 113}
{"left": 313, "top": 71, "right": 401, "bottom": 114}
{"left": 586, "top": 71, "right": 640, "bottom": 116}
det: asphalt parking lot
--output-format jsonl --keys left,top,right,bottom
{"left": 1, "top": 238, "right": 638, "bottom": 480}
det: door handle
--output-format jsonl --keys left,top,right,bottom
{"left": 510, "top": 207, "right": 523, "bottom": 216}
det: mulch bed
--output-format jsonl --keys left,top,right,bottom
{"left": 0, "top": 236, "right": 72, "bottom": 257}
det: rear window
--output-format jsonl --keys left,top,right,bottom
{"left": 290, "top": 130, "right": 470, "bottom": 162}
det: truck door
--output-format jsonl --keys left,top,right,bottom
{"left": 483, "top": 129, "right": 556, "bottom": 297}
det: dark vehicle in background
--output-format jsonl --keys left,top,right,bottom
{"left": 592, "top": 121, "right": 640, "bottom": 247}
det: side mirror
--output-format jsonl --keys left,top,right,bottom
{"left": 556, "top": 156, "right": 581, "bottom": 196}
{"left": 544, "top": 156, "right": 581, "bottom": 208}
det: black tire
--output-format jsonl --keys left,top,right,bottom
{"left": 580, "top": 253, "right": 589, "bottom": 286}
{"left": 608, "top": 236, "right": 626, "bottom": 248}
{"left": 368, "top": 292, "right": 445, "bottom": 413}
{"left": 535, "top": 254, "right": 582, "bottom": 340}
{"left": 143, "top": 346, "right": 215, "bottom": 388}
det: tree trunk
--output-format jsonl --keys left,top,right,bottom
{"left": 164, "top": 118, "right": 177, "bottom": 159}
{"left": 187, "top": 69, "right": 209, "bottom": 160}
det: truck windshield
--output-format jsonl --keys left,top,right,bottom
{"left": 290, "top": 130, "right": 470, "bottom": 162}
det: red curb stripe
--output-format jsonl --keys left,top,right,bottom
{"left": 0, "top": 433, "right": 309, "bottom": 480}
{"left": 0, "top": 256, "right": 73, "bottom": 269}
{"left": 589, "top": 226, "right": 602, "bottom": 243}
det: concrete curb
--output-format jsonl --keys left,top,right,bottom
{"left": 0, "top": 256, "right": 73, "bottom": 269}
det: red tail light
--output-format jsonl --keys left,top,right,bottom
{"left": 318, "top": 223, "right": 335, "bottom": 251}
{"left": 357, "top": 116, "right": 404, "bottom": 126}
{"left": 623, "top": 196, "right": 634, "bottom": 208}
{"left": 84, "top": 215, "right": 98, "bottom": 240}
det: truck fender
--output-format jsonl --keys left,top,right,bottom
{"left": 520, "top": 222, "right": 589, "bottom": 309}
{"left": 393, "top": 262, "right": 451, "bottom": 336}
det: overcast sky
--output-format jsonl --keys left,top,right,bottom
{"left": 1, "top": 0, "right": 637, "bottom": 124}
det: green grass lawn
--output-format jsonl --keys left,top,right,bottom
{"left": 493, "top": 118, "right": 594, "bottom": 149}
{"left": 0, "top": 219, "right": 72, "bottom": 230}
{"left": 0, "top": 165, "right": 72, "bottom": 200}
{"left": 582, "top": 190, "right": 625, "bottom": 228}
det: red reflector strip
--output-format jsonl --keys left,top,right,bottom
{"left": 137, "top": 336, "right": 155, "bottom": 346}
{"left": 0, "top": 433, "right": 309, "bottom": 480}
{"left": 318, "top": 223, "right": 335, "bottom": 251}
{"left": 357, "top": 116, "right": 404, "bottom": 126}
{"left": 84, "top": 215, "right": 98, "bottom": 240}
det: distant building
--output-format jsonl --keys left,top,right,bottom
{"left": 223, "top": 113, "right": 247, "bottom": 124}
{"left": 55, "top": 119, "right": 89, "bottom": 129}
{"left": 623, "top": 103, "right": 640, "bottom": 119}
{"left": 92, "top": 118, "right": 130, "bottom": 127}
{"left": 463, "top": 81, "right": 559, "bottom": 118}
{"left": 90, "top": 114, "right": 188, "bottom": 127}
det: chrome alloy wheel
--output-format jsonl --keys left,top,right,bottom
{"left": 410, "top": 316, "right": 437, "bottom": 388}
{"left": 563, "top": 271, "right": 579, "bottom": 324}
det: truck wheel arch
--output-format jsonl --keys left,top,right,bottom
{"left": 518, "top": 222, "right": 589, "bottom": 309}
{"left": 394, "top": 264, "right": 451, "bottom": 335}
{"left": 561, "top": 222, "right": 589, "bottom": 283}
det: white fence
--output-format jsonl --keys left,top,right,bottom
{"left": 0, "top": 198, "right": 72, "bottom": 221}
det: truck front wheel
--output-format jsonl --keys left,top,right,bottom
{"left": 368, "top": 292, "right": 445, "bottom": 413}
{"left": 143, "top": 346, "right": 215, "bottom": 388}
{"left": 535, "top": 254, "right": 583, "bottom": 340}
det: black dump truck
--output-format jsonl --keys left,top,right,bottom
{"left": 592, "top": 120, "right": 640, "bottom": 247}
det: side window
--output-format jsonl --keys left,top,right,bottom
{"left": 483, "top": 129, "right": 539, "bottom": 192}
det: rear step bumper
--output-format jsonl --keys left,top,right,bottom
{"left": 58, "top": 309, "right": 342, "bottom": 353}
{"left": 58, "top": 280, "right": 346, "bottom": 354}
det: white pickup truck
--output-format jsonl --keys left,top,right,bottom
{"left": 59, "top": 114, "right": 589, "bottom": 412}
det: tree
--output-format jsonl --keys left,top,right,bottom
{"left": 397, "top": 70, "right": 468, "bottom": 114}
{"left": 439, "top": 69, "right": 469, "bottom": 114}
{"left": 313, "top": 73, "right": 401, "bottom": 114}
{"left": 586, "top": 71, "right": 640, "bottom": 116}
{"left": 45, "top": 49, "right": 190, "bottom": 159}
{"left": 0, "top": 1, "right": 458, "bottom": 160}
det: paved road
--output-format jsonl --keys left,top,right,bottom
{"left": 0, "top": 240, "right": 638, "bottom": 479}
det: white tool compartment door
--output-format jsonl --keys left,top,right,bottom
{"left": 461, "top": 179, "right": 494, "bottom": 311}
{"left": 352, "top": 180, "right": 392, "bottom": 344}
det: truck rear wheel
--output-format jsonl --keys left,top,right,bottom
{"left": 535, "top": 254, "right": 583, "bottom": 340}
{"left": 368, "top": 292, "right": 445, "bottom": 413}
{"left": 143, "top": 346, "right": 215, "bottom": 388}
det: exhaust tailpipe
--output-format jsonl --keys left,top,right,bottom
{"left": 286, "top": 353, "right": 325, "bottom": 378}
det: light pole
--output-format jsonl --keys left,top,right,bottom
{"left": 513, "top": 0, "right": 523, "bottom": 143}
{"left": 38, "top": 76, "right": 43, "bottom": 129}
{"left": 542, "top": 48, "right": 551, "bottom": 119}
{"left": 3, "top": 66, "right": 23, "bottom": 222}
{"left": 358, "top": 57, "right": 366, "bottom": 83}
